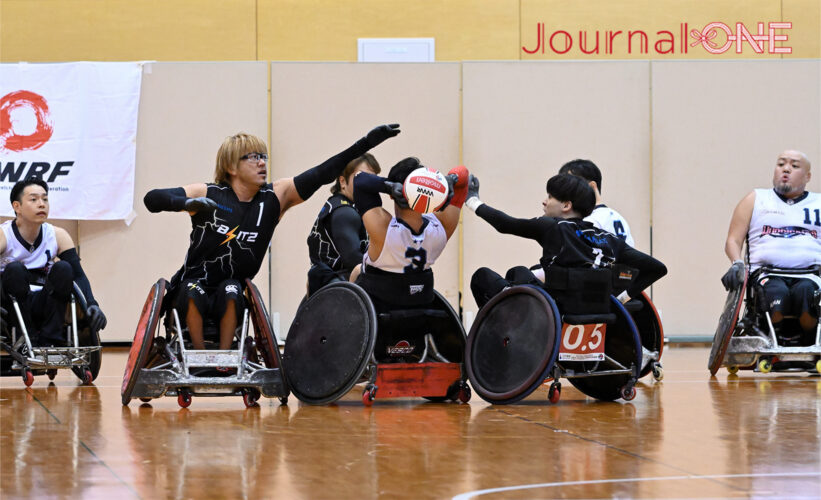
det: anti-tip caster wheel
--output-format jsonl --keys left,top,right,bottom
{"left": 22, "top": 369, "right": 34, "bottom": 387}
{"left": 727, "top": 366, "right": 739, "bottom": 375}
{"left": 139, "top": 397, "right": 152, "bottom": 403}
{"left": 652, "top": 364, "right": 664, "bottom": 381}
{"left": 362, "top": 385, "right": 376, "bottom": 407}
{"left": 620, "top": 385, "right": 637, "bottom": 401}
{"left": 47, "top": 369, "right": 57, "bottom": 380}
{"left": 548, "top": 383, "right": 561, "bottom": 404}
{"left": 758, "top": 358, "right": 773, "bottom": 373}
{"left": 177, "top": 390, "right": 192, "bottom": 408}
{"left": 458, "top": 384, "right": 471, "bottom": 404}
{"left": 242, "top": 389, "right": 260, "bottom": 408}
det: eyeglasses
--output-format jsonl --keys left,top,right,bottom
{"left": 241, "top": 153, "right": 268, "bottom": 163}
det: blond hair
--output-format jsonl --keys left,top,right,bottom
{"left": 214, "top": 133, "right": 268, "bottom": 184}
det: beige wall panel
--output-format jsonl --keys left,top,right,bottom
{"left": 258, "top": 0, "right": 520, "bottom": 61}
{"left": 78, "top": 62, "right": 269, "bottom": 342}
{"left": 0, "top": 0, "right": 257, "bottom": 62}
{"left": 269, "top": 63, "right": 460, "bottom": 336}
{"left": 461, "top": 61, "right": 651, "bottom": 325}
{"left": 652, "top": 60, "right": 821, "bottom": 337}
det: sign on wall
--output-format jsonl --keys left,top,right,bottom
{"left": 0, "top": 62, "right": 143, "bottom": 220}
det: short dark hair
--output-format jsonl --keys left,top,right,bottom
{"left": 10, "top": 179, "right": 48, "bottom": 206}
{"left": 331, "top": 153, "right": 381, "bottom": 194}
{"left": 387, "top": 157, "right": 422, "bottom": 185}
{"left": 546, "top": 174, "right": 595, "bottom": 218}
{"left": 558, "top": 159, "right": 602, "bottom": 193}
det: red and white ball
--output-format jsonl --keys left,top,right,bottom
{"left": 403, "top": 167, "right": 448, "bottom": 214}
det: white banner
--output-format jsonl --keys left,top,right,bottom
{"left": 0, "top": 62, "right": 143, "bottom": 220}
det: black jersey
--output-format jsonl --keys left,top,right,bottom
{"left": 169, "top": 183, "right": 281, "bottom": 292}
{"left": 475, "top": 203, "right": 665, "bottom": 298}
{"left": 307, "top": 193, "right": 367, "bottom": 273}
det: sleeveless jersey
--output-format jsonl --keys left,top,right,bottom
{"left": 363, "top": 214, "right": 447, "bottom": 273}
{"left": 307, "top": 194, "right": 367, "bottom": 271}
{"left": 0, "top": 220, "right": 58, "bottom": 273}
{"left": 748, "top": 188, "right": 821, "bottom": 270}
{"left": 585, "top": 204, "right": 634, "bottom": 247}
{"left": 169, "top": 183, "right": 281, "bottom": 291}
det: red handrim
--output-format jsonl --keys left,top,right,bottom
{"left": 245, "top": 279, "right": 280, "bottom": 369}
{"left": 121, "top": 280, "right": 166, "bottom": 404}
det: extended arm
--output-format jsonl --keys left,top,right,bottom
{"left": 273, "top": 124, "right": 401, "bottom": 216}
{"left": 616, "top": 245, "right": 667, "bottom": 299}
{"left": 143, "top": 184, "right": 214, "bottom": 214}
{"left": 464, "top": 174, "right": 549, "bottom": 241}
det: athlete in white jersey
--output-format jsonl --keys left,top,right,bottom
{"left": 723, "top": 150, "right": 820, "bottom": 337}
{"left": 0, "top": 179, "right": 106, "bottom": 345}
{"left": 350, "top": 158, "right": 470, "bottom": 307}
{"left": 559, "top": 159, "right": 635, "bottom": 247}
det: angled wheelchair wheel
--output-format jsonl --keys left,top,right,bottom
{"left": 244, "top": 279, "right": 284, "bottom": 371}
{"left": 708, "top": 274, "right": 748, "bottom": 376}
{"left": 565, "top": 296, "right": 642, "bottom": 402}
{"left": 121, "top": 279, "right": 166, "bottom": 406}
{"left": 632, "top": 292, "right": 664, "bottom": 379}
{"left": 70, "top": 283, "right": 102, "bottom": 382}
{"left": 283, "top": 282, "right": 377, "bottom": 405}
{"left": 466, "top": 285, "right": 561, "bottom": 405}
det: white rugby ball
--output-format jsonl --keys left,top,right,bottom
{"left": 403, "top": 167, "right": 448, "bottom": 214}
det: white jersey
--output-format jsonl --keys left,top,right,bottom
{"left": 0, "top": 220, "right": 58, "bottom": 273}
{"left": 748, "top": 188, "right": 821, "bottom": 271}
{"left": 363, "top": 214, "right": 447, "bottom": 273}
{"left": 585, "top": 205, "right": 634, "bottom": 247}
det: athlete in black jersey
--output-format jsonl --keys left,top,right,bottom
{"left": 306, "top": 153, "right": 380, "bottom": 296}
{"left": 143, "top": 124, "right": 400, "bottom": 350}
{"left": 465, "top": 173, "right": 666, "bottom": 309}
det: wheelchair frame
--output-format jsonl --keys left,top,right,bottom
{"left": 121, "top": 278, "right": 289, "bottom": 408}
{"left": 0, "top": 282, "right": 101, "bottom": 386}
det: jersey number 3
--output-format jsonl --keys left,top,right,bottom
{"left": 404, "top": 247, "right": 427, "bottom": 273}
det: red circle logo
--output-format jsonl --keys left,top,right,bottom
{"left": 0, "top": 90, "right": 54, "bottom": 153}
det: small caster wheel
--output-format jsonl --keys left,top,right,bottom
{"left": 139, "top": 397, "right": 152, "bottom": 403}
{"left": 620, "top": 385, "right": 636, "bottom": 401}
{"left": 242, "top": 389, "right": 260, "bottom": 408}
{"left": 178, "top": 391, "right": 192, "bottom": 408}
{"left": 727, "top": 366, "right": 739, "bottom": 375}
{"left": 548, "top": 383, "right": 561, "bottom": 404}
{"left": 458, "top": 385, "right": 471, "bottom": 403}
{"left": 362, "top": 386, "right": 376, "bottom": 406}
{"left": 47, "top": 369, "right": 57, "bottom": 380}
{"left": 652, "top": 364, "right": 664, "bottom": 381}
{"left": 22, "top": 369, "right": 34, "bottom": 387}
{"left": 815, "top": 359, "right": 821, "bottom": 373}
{"left": 279, "top": 396, "right": 288, "bottom": 406}
{"left": 81, "top": 369, "right": 93, "bottom": 386}
{"left": 758, "top": 358, "right": 772, "bottom": 373}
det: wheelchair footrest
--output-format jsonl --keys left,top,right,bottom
{"left": 183, "top": 349, "right": 241, "bottom": 367}
{"left": 130, "top": 367, "right": 287, "bottom": 399}
{"left": 372, "top": 362, "right": 462, "bottom": 399}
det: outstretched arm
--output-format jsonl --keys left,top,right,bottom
{"left": 143, "top": 183, "right": 213, "bottom": 215}
{"left": 464, "top": 175, "right": 549, "bottom": 241}
{"left": 274, "top": 124, "right": 401, "bottom": 217}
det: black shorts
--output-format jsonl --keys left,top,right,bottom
{"left": 175, "top": 279, "right": 245, "bottom": 324}
{"left": 755, "top": 275, "right": 819, "bottom": 317}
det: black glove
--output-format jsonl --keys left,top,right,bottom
{"left": 467, "top": 174, "right": 480, "bottom": 200}
{"left": 437, "top": 174, "right": 458, "bottom": 211}
{"left": 184, "top": 197, "right": 218, "bottom": 214}
{"left": 87, "top": 305, "right": 107, "bottom": 332}
{"left": 384, "top": 181, "right": 410, "bottom": 209}
{"left": 720, "top": 261, "right": 745, "bottom": 291}
{"left": 365, "top": 124, "right": 401, "bottom": 147}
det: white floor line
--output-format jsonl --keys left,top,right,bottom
{"left": 452, "top": 471, "right": 821, "bottom": 500}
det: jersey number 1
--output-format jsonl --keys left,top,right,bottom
{"left": 803, "top": 208, "right": 820, "bottom": 227}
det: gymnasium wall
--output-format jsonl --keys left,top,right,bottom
{"left": 1, "top": 0, "right": 818, "bottom": 62}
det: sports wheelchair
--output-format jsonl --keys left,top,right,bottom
{"left": 466, "top": 266, "right": 656, "bottom": 405}
{"left": 282, "top": 281, "right": 471, "bottom": 406}
{"left": 120, "top": 278, "right": 289, "bottom": 408}
{"left": 709, "top": 265, "right": 821, "bottom": 375}
{"left": 1, "top": 282, "right": 101, "bottom": 386}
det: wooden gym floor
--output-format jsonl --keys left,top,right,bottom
{"left": 1, "top": 346, "right": 820, "bottom": 499}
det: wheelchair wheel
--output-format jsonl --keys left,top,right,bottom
{"left": 244, "top": 279, "right": 284, "bottom": 371}
{"left": 121, "top": 279, "right": 166, "bottom": 405}
{"left": 632, "top": 292, "right": 664, "bottom": 379}
{"left": 708, "top": 274, "right": 748, "bottom": 376}
{"left": 70, "top": 282, "right": 102, "bottom": 382}
{"left": 565, "top": 297, "right": 642, "bottom": 402}
{"left": 466, "top": 285, "right": 561, "bottom": 405}
{"left": 283, "top": 282, "right": 377, "bottom": 405}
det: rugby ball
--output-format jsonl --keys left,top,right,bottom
{"left": 403, "top": 167, "right": 448, "bottom": 214}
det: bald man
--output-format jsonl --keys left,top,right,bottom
{"left": 723, "top": 150, "right": 820, "bottom": 339}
